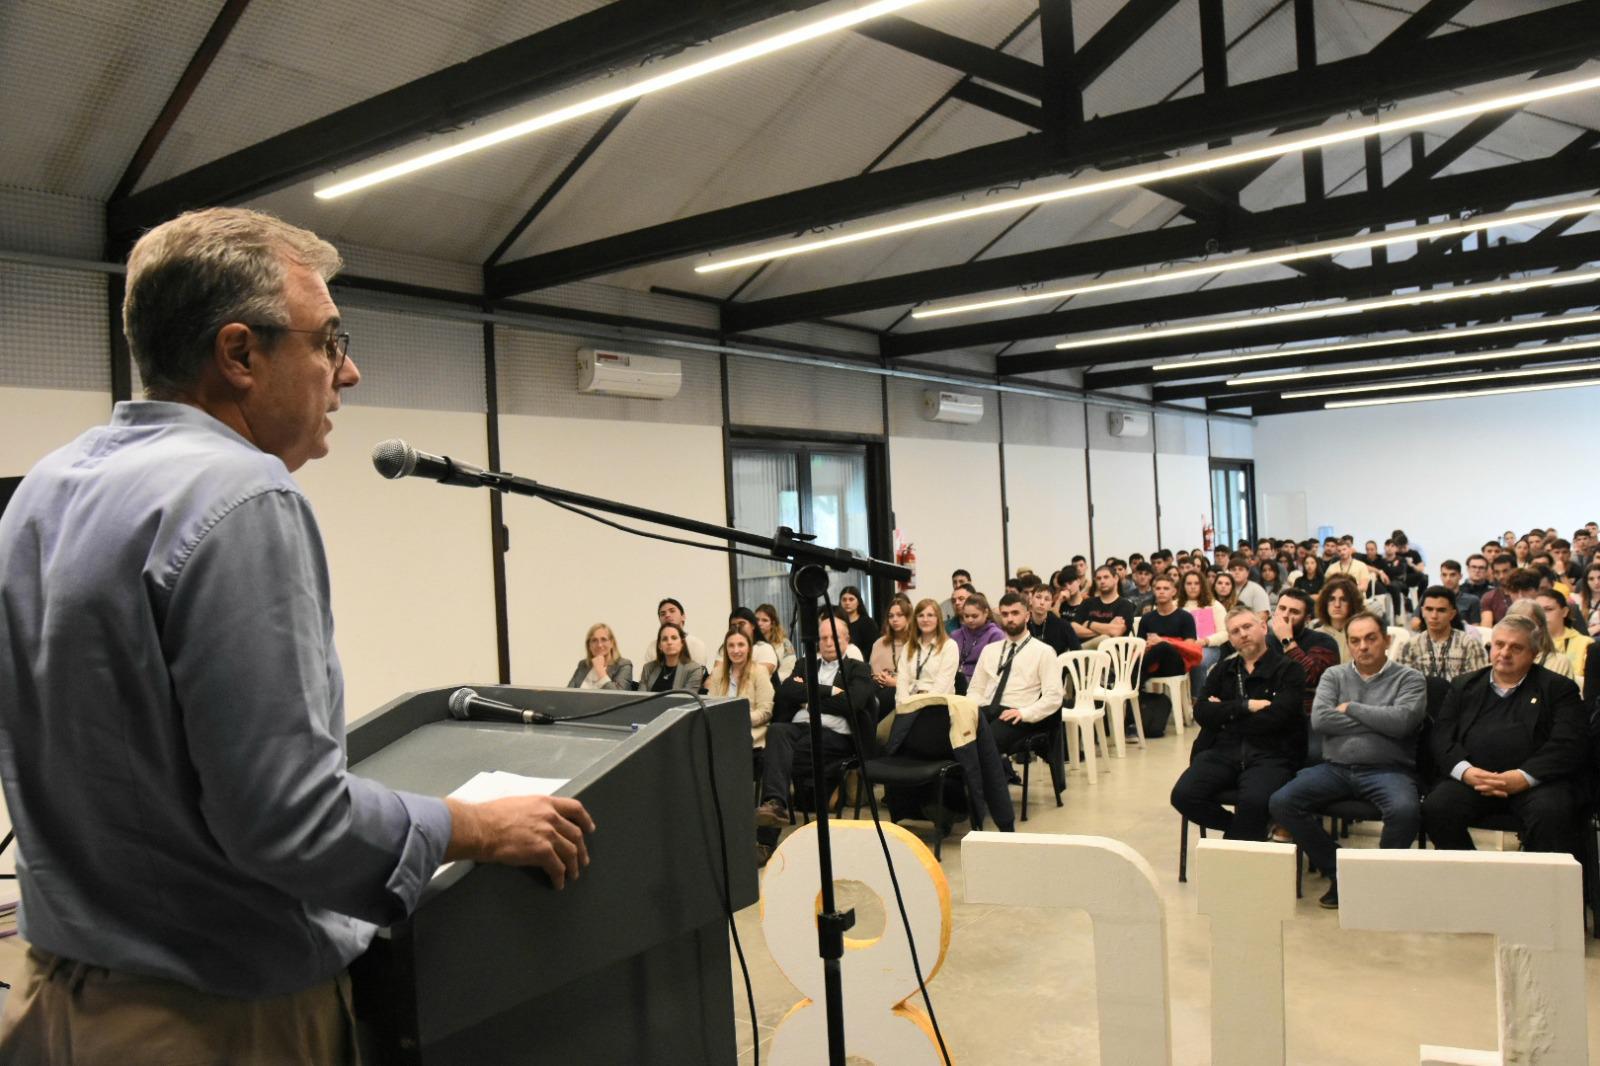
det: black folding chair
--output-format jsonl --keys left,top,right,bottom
{"left": 853, "top": 705, "right": 965, "bottom": 860}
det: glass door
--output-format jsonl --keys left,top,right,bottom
{"left": 1209, "top": 459, "right": 1256, "bottom": 549}
{"left": 730, "top": 441, "right": 874, "bottom": 631}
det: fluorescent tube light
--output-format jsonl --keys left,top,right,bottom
{"left": 1168, "top": 310, "right": 1600, "bottom": 375}
{"left": 911, "top": 197, "right": 1600, "bottom": 320}
{"left": 1052, "top": 266, "right": 1600, "bottom": 352}
{"left": 1283, "top": 358, "right": 1600, "bottom": 398}
{"left": 1228, "top": 335, "right": 1600, "bottom": 387}
{"left": 695, "top": 70, "right": 1600, "bottom": 274}
{"left": 315, "top": 0, "right": 930, "bottom": 199}
{"left": 1324, "top": 377, "right": 1600, "bottom": 409}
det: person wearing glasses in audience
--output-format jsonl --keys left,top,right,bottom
{"left": 0, "top": 209, "right": 594, "bottom": 1063}
{"left": 567, "top": 623, "right": 633, "bottom": 690}
{"left": 1397, "top": 587, "right": 1488, "bottom": 683}
{"left": 638, "top": 622, "right": 706, "bottom": 694}
{"left": 705, "top": 626, "right": 775, "bottom": 753}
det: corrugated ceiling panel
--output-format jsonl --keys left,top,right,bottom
{"left": 1001, "top": 391, "right": 1085, "bottom": 449}
{"left": 334, "top": 241, "right": 482, "bottom": 294}
{"left": 726, "top": 357, "right": 883, "bottom": 436}
{"left": 0, "top": 1, "right": 220, "bottom": 197}
{"left": 0, "top": 187, "right": 104, "bottom": 259}
{"left": 137, "top": 0, "right": 607, "bottom": 191}
{"left": 740, "top": 322, "right": 878, "bottom": 357}
{"left": 0, "top": 263, "right": 109, "bottom": 391}
{"left": 532, "top": 281, "right": 719, "bottom": 331}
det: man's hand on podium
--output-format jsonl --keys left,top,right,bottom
{"left": 444, "top": 795, "right": 597, "bottom": 889}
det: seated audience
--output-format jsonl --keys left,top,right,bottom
{"left": 753, "top": 610, "right": 876, "bottom": 863}
{"left": 706, "top": 626, "right": 775, "bottom": 751}
{"left": 1073, "top": 565, "right": 1135, "bottom": 649}
{"left": 1170, "top": 607, "right": 1307, "bottom": 841}
{"left": 1211, "top": 570, "right": 1240, "bottom": 614}
{"left": 954, "top": 592, "right": 1005, "bottom": 683}
{"left": 839, "top": 585, "right": 877, "bottom": 653}
{"left": 1574, "top": 564, "right": 1600, "bottom": 638}
{"left": 1181, "top": 569, "right": 1229, "bottom": 698}
{"left": 638, "top": 622, "right": 707, "bottom": 693}
{"left": 897, "top": 599, "right": 960, "bottom": 703}
{"left": 1479, "top": 557, "right": 1517, "bottom": 622}
{"left": 1328, "top": 539, "right": 1374, "bottom": 591}
{"left": 644, "top": 598, "right": 708, "bottom": 667}
{"left": 946, "top": 582, "right": 976, "bottom": 634}
{"left": 1269, "top": 613, "right": 1427, "bottom": 909}
{"left": 716, "top": 607, "right": 779, "bottom": 677}
{"left": 1424, "top": 613, "right": 1589, "bottom": 855}
{"left": 1257, "top": 559, "right": 1286, "bottom": 609}
{"left": 568, "top": 623, "right": 634, "bottom": 690}
{"left": 1505, "top": 600, "right": 1576, "bottom": 680}
{"left": 1055, "top": 570, "right": 1087, "bottom": 619}
{"left": 1397, "top": 586, "right": 1489, "bottom": 682}
{"left": 1436, "top": 559, "right": 1489, "bottom": 629}
{"left": 1461, "top": 553, "right": 1494, "bottom": 600}
{"left": 940, "top": 569, "right": 971, "bottom": 622}
{"left": 1312, "top": 576, "right": 1364, "bottom": 663}
{"left": 1229, "top": 559, "right": 1270, "bottom": 615}
{"left": 1536, "top": 588, "right": 1592, "bottom": 679}
{"left": 754, "top": 603, "right": 797, "bottom": 677}
{"left": 1293, "top": 553, "right": 1326, "bottom": 596}
{"left": 1137, "top": 575, "right": 1198, "bottom": 682}
{"left": 1549, "top": 539, "right": 1580, "bottom": 585}
{"left": 970, "top": 593, "right": 1065, "bottom": 758}
{"left": 1267, "top": 589, "right": 1340, "bottom": 718}
{"left": 869, "top": 595, "right": 914, "bottom": 697}
{"left": 1126, "top": 563, "right": 1156, "bottom": 615}
{"left": 1027, "top": 581, "right": 1079, "bottom": 654}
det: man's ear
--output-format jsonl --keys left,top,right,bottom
{"left": 214, "top": 323, "right": 255, "bottom": 390}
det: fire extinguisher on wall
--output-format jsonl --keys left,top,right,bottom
{"left": 895, "top": 541, "right": 917, "bottom": 591}
{"left": 1202, "top": 515, "right": 1214, "bottom": 552}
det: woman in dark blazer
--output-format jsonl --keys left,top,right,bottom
{"left": 567, "top": 623, "right": 634, "bottom": 690}
{"left": 637, "top": 622, "right": 707, "bottom": 693}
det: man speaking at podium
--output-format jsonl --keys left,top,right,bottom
{"left": 0, "top": 208, "right": 594, "bottom": 1064}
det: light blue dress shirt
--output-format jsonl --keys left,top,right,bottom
{"left": 0, "top": 402, "right": 451, "bottom": 997}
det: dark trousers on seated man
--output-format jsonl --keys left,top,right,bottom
{"left": 1422, "top": 777, "right": 1584, "bottom": 853}
{"left": 983, "top": 707, "right": 1051, "bottom": 755}
{"left": 1269, "top": 763, "right": 1421, "bottom": 875}
{"left": 1170, "top": 746, "right": 1295, "bottom": 841}
{"left": 757, "top": 721, "right": 855, "bottom": 844}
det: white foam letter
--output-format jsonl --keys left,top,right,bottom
{"left": 1194, "top": 839, "right": 1297, "bottom": 1066}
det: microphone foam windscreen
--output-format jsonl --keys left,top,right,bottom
{"left": 371, "top": 438, "right": 416, "bottom": 479}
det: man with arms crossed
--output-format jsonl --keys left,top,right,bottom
{"left": 1269, "top": 613, "right": 1427, "bottom": 909}
{"left": 0, "top": 210, "right": 594, "bottom": 1064}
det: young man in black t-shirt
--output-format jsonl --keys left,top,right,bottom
{"left": 1073, "top": 565, "right": 1135, "bottom": 648}
{"left": 1136, "top": 574, "right": 1196, "bottom": 680}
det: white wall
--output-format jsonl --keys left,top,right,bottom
{"left": 1254, "top": 387, "right": 1600, "bottom": 567}
{"left": 1088, "top": 448, "right": 1159, "bottom": 560}
{"left": 0, "top": 386, "right": 111, "bottom": 472}
{"left": 889, "top": 434, "right": 1007, "bottom": 600}
{"left": 1155, "top": 413, "right": 1212, "bottom": 553}
{"left": 1004, "top": 442, "right": 1091, "bottom": 575}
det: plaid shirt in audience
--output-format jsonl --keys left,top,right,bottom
{"left": 1396, "top": 629, "right": 1488, "bottom": 682}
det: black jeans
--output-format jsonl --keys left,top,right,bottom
{"left": 1422, "top": 777, "right": 1583, "bottom": 853}
{"left": 1170, "top": 748, "right": 1295, "bottom": 841}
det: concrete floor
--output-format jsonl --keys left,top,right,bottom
{"left": 733, "top": 727, "right": 1600, "bottom": 1065}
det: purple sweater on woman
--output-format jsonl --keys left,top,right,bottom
{"left": 954, "top": 621, "right": 1005, "bottom": 680}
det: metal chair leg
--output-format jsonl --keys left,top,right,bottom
{"left": 1020, "top": 752, "right": 1031, "bottom": 823}
{"left": 1179, "top": 817, "right": 1190, "bottom": 883}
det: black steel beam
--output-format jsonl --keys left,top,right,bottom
{"left": 1243, "top": 362, "right": 1600, "bottom": 415}
{"left": 1071, "top": 0, "right": 1184, "bottom": 86}
{"left": 1037, "top": 0, "right": 1083, "bottom": 130}
{"left": 1295, "top": 0, "right": 1323, "bottom": 203}
{"left": 949, "top": 81, "right": 1045, "bottom": 128}
{"left": 721, "top": 146, "right": 1600, "bottom": 331}
{"left": 884, "top": 227, "right": 1600, "bottom": 358}
{"left": 487, "top": 3, "right": 1600, "bottom": 295}
{"left": 111, "top": 0, "right": 253, "bottom": 203}
{"left": 107, "top": 0, "right": 833, "bottom": 237}
{"left": 1067, "top": 286, "right": 1600, "bottom": 383}
{"left": 853, "top": 16, "right": 1045, "bottom": 97}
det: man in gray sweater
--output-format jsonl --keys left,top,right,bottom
{"left": 1268, "top": 610, "right": 1427, "bottom": 908}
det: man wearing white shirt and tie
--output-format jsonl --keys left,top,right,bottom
{"left": 970, "top": 593, "right": 1065, "bottom": 757}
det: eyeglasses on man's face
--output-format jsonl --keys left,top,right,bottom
{"left": 246, "top": 324, "right": 350, "bottom": 374}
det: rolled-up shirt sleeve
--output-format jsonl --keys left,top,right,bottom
{"left": 163, "top": 488, "right": 450, "bottom": 926}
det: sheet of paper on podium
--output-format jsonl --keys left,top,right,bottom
{"left": 431, "top": 771, "right": 571, "bottom": 880}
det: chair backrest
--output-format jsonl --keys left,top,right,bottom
{"left": 1099, "top": 636, "right": 1146, "bottom": 693}
{"left": 1058, "top": 650, "right": 1110, "bottom": 711}
{"left": 1386, "top": 626, "right": 1411, "bottom": 660}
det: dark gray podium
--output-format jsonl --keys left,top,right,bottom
{"left": 346, "top": 685, "right": 759, "bottom": 1065}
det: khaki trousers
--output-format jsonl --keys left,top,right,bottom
{"left": 0, "top": 947, "right": 357, "bottom": 1066}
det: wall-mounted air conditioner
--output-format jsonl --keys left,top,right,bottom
{"left": 1107, "top": 410, "right": 1151, "bottom": 438}
{"left": 922, "top": 389, "right": 983, "bottom": 424}
{"left": 577, "top": 349, "right": 682, "bottom": 399}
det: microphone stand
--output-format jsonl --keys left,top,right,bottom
{"left": 457, "top": 461, "right": 910, "bottom": 1066}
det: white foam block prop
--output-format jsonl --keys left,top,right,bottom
{"left": 1338, "top": 849, "right": 1588, "bottom": 1066}
{"left": 962, "top": 832, "right": 1173, "bottom": 1066}
{"left": 1194, "top": 840, "right": 1297, "bottom": 1066}
{"left": 761, "top": 820, "right": 951, "bottom": 1065}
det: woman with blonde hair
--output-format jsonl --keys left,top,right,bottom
{"left": 870, "top": 595, "right": 914, "bottom": 696}
{"left": 897, "top": 599, "right": 959, "bottom": 704}
{"left": 1505, "top": 600, "right": 1576, "bottom": 679}
{"left": 567, "top": 623, "right": 634, "bottom": 689}
{"left": 1312, "top": 576, "right": 1364, "bottom": 663}
{"left": 754, "top": 603, "right": 796, "bottom": 675}
{"left": 706, "top": 626, "right": 776, "bottom": 747}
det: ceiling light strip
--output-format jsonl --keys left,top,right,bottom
{"left": 1282, "top": 357, "right": 1600, "bottom": 398}
{"left": 1226, "top": 333, "right": 1600, "bottom": 387}
{"left": 1052, "top": 266, "right": 1600, "bottom": 352}
{"left": 695, "top": 70, "right": 1600, "bottom": 274}
{"left": 315, "top": 0, "right": 930, "bottom": 200}
{"left": 911, "top": 197, "right": 1600, "bottom": 320}
{"left": 1324, "top": 377, "right": 1600, "bottom": 409}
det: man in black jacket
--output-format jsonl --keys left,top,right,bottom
{"left": 1171, "top": 606, "right": 1307, "bottom": 840}
{"left": 754, "top": 608, "right": 877, "bottom": 850}
{"left": 1424, "top": 613, "right": 1590, "bottom": 853}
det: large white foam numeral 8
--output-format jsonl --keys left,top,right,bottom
{"left": 761, "top": 820, "right": 952, "bottom": 1065}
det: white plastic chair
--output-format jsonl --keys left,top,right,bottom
{"left": 1058, "top": 650, "right": 1110, "bottom": 786}
{"left": 1386, "top": 625, "right": 1411, "bottom": 661}
{"left": 1095, "top": 636, "right": 1147, "bottom": 757}
{"left": 1142, "top": 670, "right": 1188, "bottom": 737}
